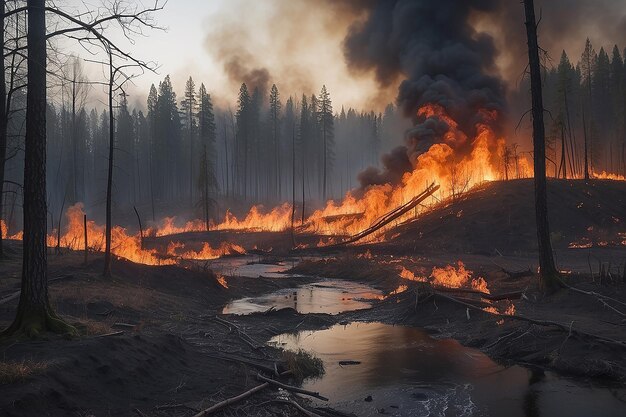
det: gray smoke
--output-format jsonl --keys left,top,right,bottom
{"left": 344, "top": 0, "right": 506, "bottom": 190}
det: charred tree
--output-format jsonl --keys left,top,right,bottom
{"left": 3, "top": 0, "right": 75, "bottom": 337}
{"left": 0, "top": 2, "right": 6, "bottom": 259}
{"left": 523, "top": 0, "right": 562, "bottom": 294}
{"left": 103, "top": 47, "right": 115, "bottom": 278}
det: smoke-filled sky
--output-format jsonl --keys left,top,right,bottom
{"left": 63, "top": 0, "right": 626, "bottom": 112}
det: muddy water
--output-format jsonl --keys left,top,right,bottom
{"left": 270, "top": 322, "right": 626, "bottom": 417}
{"left": 222, "top": 280, "right": 382, "bottom": 315}
{"left": 203, "top": 256, "right": 302, "bottom": 278}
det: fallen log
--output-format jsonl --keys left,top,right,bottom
{"left": 431, "top": 291, "right": 626, "bottom": 349}
{"left": 432, "top": 286, "right": 524, "bottom": 301}
{"left": 272, "top": 399, "right": 325, "bottom": 417}
{"left": 193, "top": 383, "right": 268, "bottom": 417}
{"left": 192, "top": 371, "right": 292, "bottom": 417}
{"left": 203, "top": 352, "right": 279, "bottom": 375}
{"left": 256, "top": 373, "right": 329, "bottom": 401}
{"left": 323, "top": 182, "right": 440, "bottom": 247}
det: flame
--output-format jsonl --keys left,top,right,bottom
{"left": 141, "top": 104, "right": 508, "bottom": 240}
{"left": 430, "top": 261, "right": 490, "bottom": 293}
{"left": 592, "top": 171, "right": 626, "bottom": 181}
{"left": 135, "top": 104, "right": 623, "bottom": 243}
{"left": 216, "top": 273, "right": 228, "bottom": 288}
{"left": 398, "top": 266, "right": 427, "bottom": 282}
{"left": 167, "top": 241, "right": 245, "bottom": 260}
{"left": 1, "top": 221, "right": 23, "bottom": 240}
{"left": 2, "top": 204, "right": 247, "bottom": 267}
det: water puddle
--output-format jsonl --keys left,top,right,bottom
{"left": 270, "top": 322, "right": 626, "bottom": 417}
{"left": 222, "top": 280, "right": 382, "bottom": 315}
{"left": 204, "top": 256, "right": 302, "bottom": 278}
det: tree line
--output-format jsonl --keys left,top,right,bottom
{"left": 3, "top": 73, "right": 405, "bottom": 236}
{"left": 511, "top": 38, "right": 626, "bottom": 179}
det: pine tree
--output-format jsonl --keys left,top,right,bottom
{"left": 235, "top": 83, "right": 251, "bottom": 198}
{"left": 156, "top": 75, "right": 181, "bottom": 199}
{"left": 580, "top": 38, "right": 595, "bottom": 178}
{"left": 181, "top": 77, "right": 197, "bottom": 205}
{"left": 146, "top": 84, "right": 158, "bottom": 220}
{"left": 318, "top": 85, "right": 334, "bottom": 200}
{"left": 197, "top": 83, "right": 217, "bottom": 230}
{"left": 269, "top": 84, "right": 282, "bottom": 200}
{"left": 610, "top": 46, "right": 624, "bottom": 174}
{"left": 298, "top": 94, "right": 310, "bottom": 221}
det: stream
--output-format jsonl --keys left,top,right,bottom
{"left": 270, "top": 322, "right": 626, "bottom": 417}
{"left": 222, "top": 280, "right": 382, "bottom": 315}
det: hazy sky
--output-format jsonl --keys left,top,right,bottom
{"left": 64, "top": 0, "right": 393, "bottom": 111}
{"left": 60, "top": 0, "right": 626, "bottom": 113}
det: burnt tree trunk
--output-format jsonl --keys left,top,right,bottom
{"left": 523, "top": 0, "right": 561, "bottom": 293}
{"left": 0, "top": 2, "right": 6, "bottom": 259}
{"left": 4, "top": 0, "right": 75, "bottom": 337}
{"left": 103, "top": 47, "right": 114, "bottom": 278}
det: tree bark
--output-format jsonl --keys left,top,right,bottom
{"left": 0, "top": 2, "right": 7, "bottom": 259}
{"left": 103, "top": 47, "right": 114, "bottom": 278}
{"left": 4, "top": 0, "right": 75, "bottom": 337}
{"left": 523, "top": 0, "right": 561, "bottom": 294}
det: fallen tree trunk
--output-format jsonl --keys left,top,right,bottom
{"left": 430, "top": 290, "right": 626, "bottom": 349}
{"left": 192, "top": 370, "right": 292, "bottom": 417}
{"left": 256, "top": 373, "right": 329, "bottom": 401}
{"left": 432, "top": 286, "right": 524, "bottom": 301}
{"left": 321, "top": 183, "right": 440, "bottom": 248}
{"left": 192, "top": 382, "right": 269, "bottom": 417}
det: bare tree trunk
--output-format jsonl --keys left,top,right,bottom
{"left": 103, "top": 47, "right": 114, "bottom": 278}
{"left": 560, "top": 124, "right": 567, "bottom": 179}
{"left": 4, "top": 0, "right": 75, "bottom": 337}
{"left": 149, "top": 140, "right": 155, "bottom": 222}
{"left": 523, "top": 0, "right": 561, "bottom": 294}
{"left": 203, "top": 145, "right": 210, "bottom": 231}
{"left": 291, "top": 125, "right": 296, "bottom": 247}
{"left": 582, "top": 109, "right": 590, "bottom": 179}
{"left": 83, "top": 214, "right": 88, "bottom": 263}
{"left": 0, "top": 2, "right": 7, "bottom": 259}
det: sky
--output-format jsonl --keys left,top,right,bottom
{"left": 63, "top": 0, "right": 395, "bottom": 112}
{"left": 60, "top": 0, "right": 626, "bottom": 113}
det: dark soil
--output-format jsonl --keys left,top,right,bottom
{"left": 1, "top": 179, "right": 625, "bottom": 416}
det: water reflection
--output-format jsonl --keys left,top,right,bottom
{"left": 222, "top": 280, "right": 382, "bottom": 315}
{"left": 270, "top": 323, "right": 626, "bottom": 417}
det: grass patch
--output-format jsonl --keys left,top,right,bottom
{"left": 0, "top": 360, "right": 48, "bottom": 384}
{"left": 282, "top": 350, "right": 324, "bottom": 382}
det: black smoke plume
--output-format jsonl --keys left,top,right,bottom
{"left": 342, "top": 0, "right": 506, "bottom": 190}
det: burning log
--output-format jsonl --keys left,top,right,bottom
{"left": 322, "top": 182, "right": 440, "bottom": 248}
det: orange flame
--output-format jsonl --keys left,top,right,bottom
{"left": 399, "top": 261, "right": 491, "bottom": 294}
{"left": 2, "top": 204, "right": 247, "bottom": 267}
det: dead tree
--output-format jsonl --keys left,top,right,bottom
{"left": 3, "top": 0, "right": 76, "bottom": 337}
{"left": 0, "top": 1, "right": 28, "bottom": 259}
{"left": 1, "top": 1, "right": 163, "bottom": 338}
{"left": 523, "top": 0, "right": 561, "bottom": 293}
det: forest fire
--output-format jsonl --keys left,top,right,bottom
{"left": 166, "top": 241, "right": 245, "bottom": 260}
{"left": 121, "top": 104, "right": 624, "bottom": 248}
{"left": 1, "top": 204, "right": 245, "bottom": 266}
{"left": 399, "top": 261, "right": 491, "bottom": 294}
{"left": 144, "top": 104, "right": 509, "bottom": 242}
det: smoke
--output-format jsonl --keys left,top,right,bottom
{"left": 343, "top": 0, "right": 505, "bottom": 190}
{"left": 203, "top": 0, "right": 395, "bottom": 109}
{"left": 474, "top": 0, "right": 626, "bottom": 88}
{"left": 357, "top": 146, "right": 413, "bottom": 189}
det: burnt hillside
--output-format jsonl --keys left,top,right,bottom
{"left": 380, "top": 179, "right": 626, "bottom": 255}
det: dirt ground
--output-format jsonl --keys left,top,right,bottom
{"left": 1, "top": 179, "right": 625, "bottom": 416}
